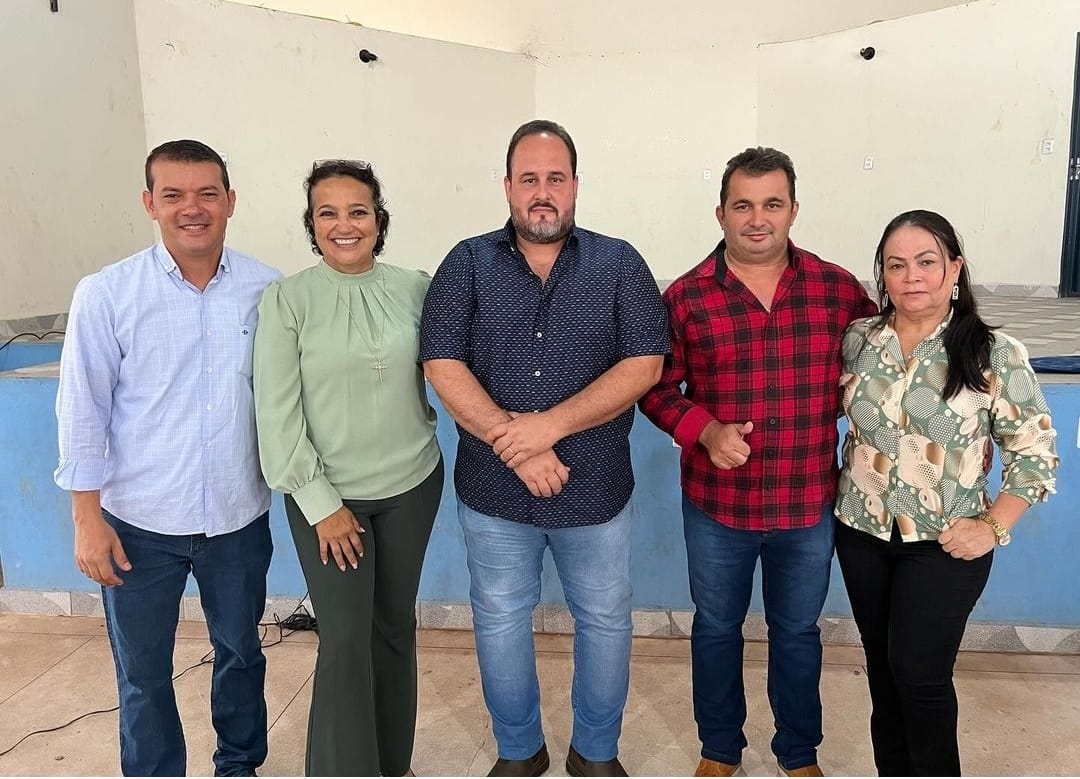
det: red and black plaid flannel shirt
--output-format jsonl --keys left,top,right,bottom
{"left": 639, "top": 240, "right": 877, "bottom": 531}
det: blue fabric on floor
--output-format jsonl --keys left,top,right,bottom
{"left": 1030, "top": 356, "right": 1080, "bottom": 373}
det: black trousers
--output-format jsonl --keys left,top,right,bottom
{"left": 835, "top": 520, "right": 992, "bottom": 777}
{"left": 285, "top": 459, "right": 443, "bottom": 777}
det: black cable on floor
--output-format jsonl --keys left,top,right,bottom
{"left": 0, "top": 705, "right": 120, "bottom": 758}
{"left": 0, "top": 595, "right": 316, "bottom": 758}
{"left": 0, "top": 330, "right": 65, "bottom": 353}
{"left": 274, "top": 604, "right": 318, "bottom": 636}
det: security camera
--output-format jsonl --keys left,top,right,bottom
{"left": 859, "top": 47, "right": 876, "bottom": 61}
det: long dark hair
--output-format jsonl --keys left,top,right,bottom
{"left": 873, "top": 209, "right": 994, "bottom": 399}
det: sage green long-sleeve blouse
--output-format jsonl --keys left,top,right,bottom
{"left": 253, "top": 260, "right": 440, "bottom": 525}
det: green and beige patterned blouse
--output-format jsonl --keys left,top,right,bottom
{"left": 836, "top": 314, "right": 1058, "bottom": 542}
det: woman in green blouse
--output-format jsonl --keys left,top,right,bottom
{"left": 834, "top": 210, "right": 1058, "bottom": 777}
{"left": 253, "top": 160, "right": 442, "bottom": 777}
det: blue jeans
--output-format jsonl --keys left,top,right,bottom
{"left": 458, "top": 501, "right": 633, "bottom": 762}
{"left": 682, "top": 496, "right": 834, "bottom": 771}
{"left": 102, "top": 511, "right": 272, "bottom": 777}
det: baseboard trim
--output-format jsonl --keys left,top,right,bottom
{"left": 2, "top": 589, "right": 1076, "bottom": 654}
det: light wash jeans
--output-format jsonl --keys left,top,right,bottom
{"left": 458, "top": 500, "right": 633, "bottom": 762}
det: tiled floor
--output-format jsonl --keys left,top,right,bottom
{"left": 976, "top": 296, "right": 1080, "bottom": 361}
{"left": 1, "top": 614, "right": 1078, "bottom": 776}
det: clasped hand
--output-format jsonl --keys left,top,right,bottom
{"left": 485, "top": 412, "right": 569, "bottom": 498}
{"left": 488, "top": 411, "right": 561, "bottom": 468}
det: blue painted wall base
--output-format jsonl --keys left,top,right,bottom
{"left": 1, "top": 348, "right": 1077, "bottom": 628}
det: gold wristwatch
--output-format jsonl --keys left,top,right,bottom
{"left": 979, "top": 511, "right": 1012, "bottom": 547}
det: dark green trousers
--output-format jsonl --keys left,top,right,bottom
{"left": 285, "top": 459, "right": 443, "bottom": 777}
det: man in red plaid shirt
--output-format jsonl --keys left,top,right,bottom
{"left": 639, "top": 147, "right": 875, "bottom": 778}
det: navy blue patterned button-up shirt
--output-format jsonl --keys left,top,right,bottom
{"left": 420, "top": 221, "right": 669, "bottom": 528}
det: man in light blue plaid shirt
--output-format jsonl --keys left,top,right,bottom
{"left": 54, "top": 139, "right": 281, "bottom": 777}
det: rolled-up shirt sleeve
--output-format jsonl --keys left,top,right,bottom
{"left": 55, "top": 276, "right": 120, "bottom": 491}
{"left": 990, "top": 335, "right": 1058, "bottom": 503}
{"left": 253, "top": 281, "right": 341, "bottom": 525}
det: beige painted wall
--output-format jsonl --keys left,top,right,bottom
{"left": 221, "top": 0, "right": 539, "bottom": 55}
{"left": 758, "top": 0, "right": 1074, "bottom": 287}
{"left": 225, "top": 1, "right": 991, "bottom": 279}
{"left": 133, "top": 0, "right": 534, "bottom": 274}
{"left": 0, "top": 0, "right": 152, "bottom": 320}
{"left": 529, "top": 0, "right": 990, "bottom": 279}
{"left": 534, "top": 48, "right": 756, "bottom": 275}
{"left": 227, "top": 0, "right": 974, "bottom": 57}
{"left": 7, "top": 0, "right": 1076, "bottom": 319}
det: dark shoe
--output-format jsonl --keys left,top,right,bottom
{"left": 488, "top": 744, "right": 550, "bottom": 777}
{"left": 777, "top": 761, "right": 824, "bottom": 777}
{"left": 565, "top": 745, "right": 628, "bottom": 777}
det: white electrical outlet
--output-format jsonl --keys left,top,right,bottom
{"left": 703, "top": 168, "right": 712, "bottom": 181}
{"left": 1041, "top": 138, "right": 1056, "bottom": 155}
{"left": 863, "top": 155, "right": 874, "bottom": 170}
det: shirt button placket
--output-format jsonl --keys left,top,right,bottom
{"left": 533, "top": 305, "right": 546, "bottom": 381}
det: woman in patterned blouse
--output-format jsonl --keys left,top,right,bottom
{"left": 834, "top": 210, "right": 1058, "bottom": 777}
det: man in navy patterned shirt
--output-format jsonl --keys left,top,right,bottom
{"left": 640, "top": 147, "right": 876, "bottom": 778}
{"left": 420, "top": 120, "right": 669, "bottom": 777}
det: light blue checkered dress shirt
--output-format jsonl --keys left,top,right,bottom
{"left": 55, "top": 243, "right": 282, "bottom": 536}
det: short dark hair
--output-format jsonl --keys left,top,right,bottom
{"left": 873, "top": 209, "right": 994, "bottom": 399}
{"left": 505, "top": 119, "right": 578, "bottom": 178}
{"left": 719, "top": 146, "right": 796, "bottom": 207}
{"left": 302, "top": 160, "right": 390, "bottom": 257}
{"left": 145, "top": 139, "right": 229, "bottom": 192}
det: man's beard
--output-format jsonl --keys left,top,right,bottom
{"left": 512, "top": 203, "right": 574, "bottom": 244}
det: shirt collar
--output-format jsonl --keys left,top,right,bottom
{"left": 152, "top": 242, "right": 230, "bottom": 279}
{"left": 712, "top": 238, "right": 801, "bottom": 286}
